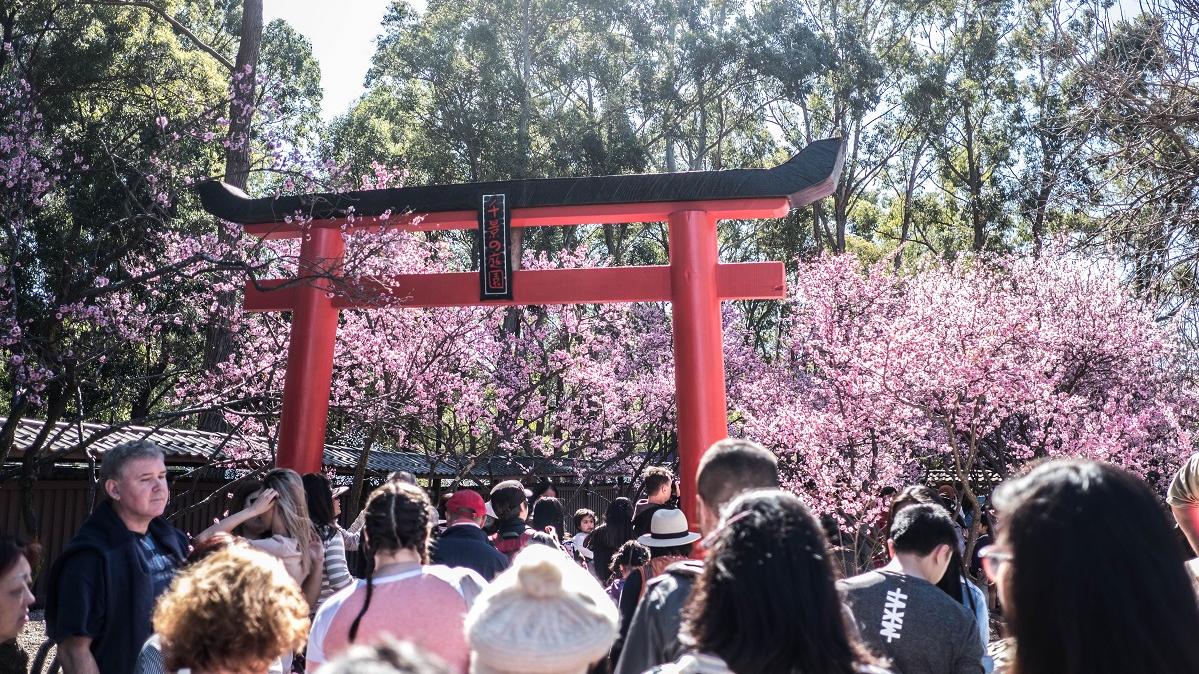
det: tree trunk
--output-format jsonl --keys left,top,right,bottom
{"left": 199, "top": 0, "right": 262, "bottom": 432}
{"left": 896, "top": 138, "right": 927, "bottom": 270}
{"left": 349, "top": 427, "right": 380, "bottom": 516}
{"left": 963, "top": 101, "right": 986, "bottom": 253}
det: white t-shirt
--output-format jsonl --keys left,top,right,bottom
{"left": 572, "top": 532, "right": 594, "bottom": 559}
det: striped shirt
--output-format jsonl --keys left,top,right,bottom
{"left": 317, "top": 526, "right": 354, "bottom": 610}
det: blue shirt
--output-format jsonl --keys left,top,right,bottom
{"left": 135, "top": 532, "right": 178, "bottom": 599}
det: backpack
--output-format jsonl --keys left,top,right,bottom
{"left": 637, "top": 555, "right": 693, "bottom": 601}
{"left": 491, "top": 528, "right": 535, "bottom": 562}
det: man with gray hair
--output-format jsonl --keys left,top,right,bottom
{"left": 47, "top": 440, "right": 188, "bottom": 674}
{"left": 615, "top": 437, "right": 780, "bottom": 674}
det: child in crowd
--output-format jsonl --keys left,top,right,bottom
{"left": 571, "top": 508, "right": 596, "bottom": 569}
{"left": 605, "top": 540, "right": 651, "bottom": 604}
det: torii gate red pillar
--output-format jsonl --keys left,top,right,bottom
{"left": 669, "top": 210, "right": 726, "bottom": 520}
{"left": 276, "top": 227, "right": 343, "bottom": 474}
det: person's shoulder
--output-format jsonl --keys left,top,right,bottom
{"left": 426, "top": 562, "right": 487, "bottom": 586}
{"left": 649, "top": 653, "right": 734, "bottom": 674}
{"left": 1168, "top": 452, "right": 1199, "bottom": 506}
{"left": 51, "top": 543, "right": 106, "bottom": 589}
{"left": 837, "top": 570, "right": 886, "bottom": 591}
{"left": 663, "top": 559, "right": 703, "bottom": 577}
{"left": 425, "top": 563, "right": 489, "bottom": 603}
{"left": 251, "top": 534, "right": 301, "bottom": 556}
{"left": 315, "top": 578, "right": 361, "bottom": 619}
{"left": 644, "top": 564, "right": 699, "bottom": 604}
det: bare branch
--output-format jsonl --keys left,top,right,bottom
{"left": 81, "top": 0, "right": 235, "bottom": 71}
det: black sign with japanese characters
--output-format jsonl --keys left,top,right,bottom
{"left": 479, "top": 194, "right": 512, "bottom": 300}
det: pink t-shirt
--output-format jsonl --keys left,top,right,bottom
{"left": 307, "top": 562, "right": 486, "bottom": 672}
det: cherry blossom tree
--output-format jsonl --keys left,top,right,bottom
{"left": 730, "top": 253, "right": 1196, "bottom": 571}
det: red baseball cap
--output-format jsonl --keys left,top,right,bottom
{"left": 446, "top": 490, "right": 486, "bottom": 516}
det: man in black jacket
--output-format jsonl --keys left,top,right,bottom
{"left": 631, "top": 466, "right": 675, "bottom": 538}
{"left": 47, "top": 440, "right": 188, "bottom": 674}
{"left": 615, "top": 439, "right": 780, "bottom": 674}
{"left": 431, "top": 489, "right": 509, "bottom": 581}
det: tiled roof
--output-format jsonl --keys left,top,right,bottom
{"left": 6, "top": 417, "right": 600, "bottom": 480}
{"left": 9, "top": 417, "right": 270, "bottom": 463}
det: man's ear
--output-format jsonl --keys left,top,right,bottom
{"left": 104, "top": 478, "right": 120, "bottom": 501}
{"left": 886, "top": 538, "right": 897, "bottom": 559}
{"left": 937, "top": 543, "right": 954, "bottom": 567}
{"left": 696, "top": 495, "right": 712, "bottom": 532}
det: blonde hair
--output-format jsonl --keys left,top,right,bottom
{"left": 262, "top": 468, "right": 316, "bottom": 576}
{"left": 154, "top": 546, "right": 309, "bottom": 672}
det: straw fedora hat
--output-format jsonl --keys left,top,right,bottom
{"left": 636, "top": 508, "right": 701, "bottom": 547}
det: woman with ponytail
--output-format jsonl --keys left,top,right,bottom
{"left": 306, "top": 481, "right": 487, "bottom": 673}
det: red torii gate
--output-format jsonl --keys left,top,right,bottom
{"left": 198, "top": 138, "right": 844, "bottom": 521}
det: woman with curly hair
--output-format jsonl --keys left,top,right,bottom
{"left": 306, "top": 481, "right": 487, "bottom": 673}
{"left": 152, "top": 545, "right": 309, "bottom": 674}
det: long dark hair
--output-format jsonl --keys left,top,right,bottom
{"left": 302, "top": 472, "right": 337, "bottom": 537}
{"left": 993, "top": 460, "right": 1199, "bottom": 674}
{"left": 531, "top": 496, "right": 567, "bottom": 543}
{"left": 349, "top": 481, "right": 432, "bottom": 643}
{"left": 609, "top": 540, "right": 651, "bottom": 576}
{"left": 890, "top": 485, "right": 965, "bottom": 602}
{"left": 685, "top": 490, "right": 877, "bottom": 674}
{"left": 593, "top": 497, "right": 634, "bottom": 549}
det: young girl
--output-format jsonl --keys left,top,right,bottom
{"left": 573, "top": 508, "right": 597, "bottom": 571}
{"left": 604, "top": 540, "right": 650, "bottom": 604}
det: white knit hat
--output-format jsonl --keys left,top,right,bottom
{"left": 465, "top": 544, "right": 619, "bottom": 674}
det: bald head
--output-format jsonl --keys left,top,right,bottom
{"left": 696, "top": 439, "right": 780, "bottom": 531}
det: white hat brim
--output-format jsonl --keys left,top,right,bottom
{"left": 637, "top": 531, "right": 701, "bottom": 547}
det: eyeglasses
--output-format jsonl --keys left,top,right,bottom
{"left": 978, "top": 545, "right": 1013, "bottom": 582}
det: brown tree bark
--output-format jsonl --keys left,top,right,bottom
{"left": 199, "top": 0, "right": 262, "bottom": 432}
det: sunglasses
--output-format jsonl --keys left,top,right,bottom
{"left": 978, "top": 545, "right": 1013, "bottom": 582}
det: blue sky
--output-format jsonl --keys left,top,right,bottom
{"left": 263, "top": 0, "right": 425, "bottom": 121}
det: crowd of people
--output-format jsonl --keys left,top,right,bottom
{"left": 4, "top": 437, "right": 1199, "bottom": 673}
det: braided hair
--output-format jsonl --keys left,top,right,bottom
{"left": 348, "top": 481, "right": 432, "bottom": 643}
